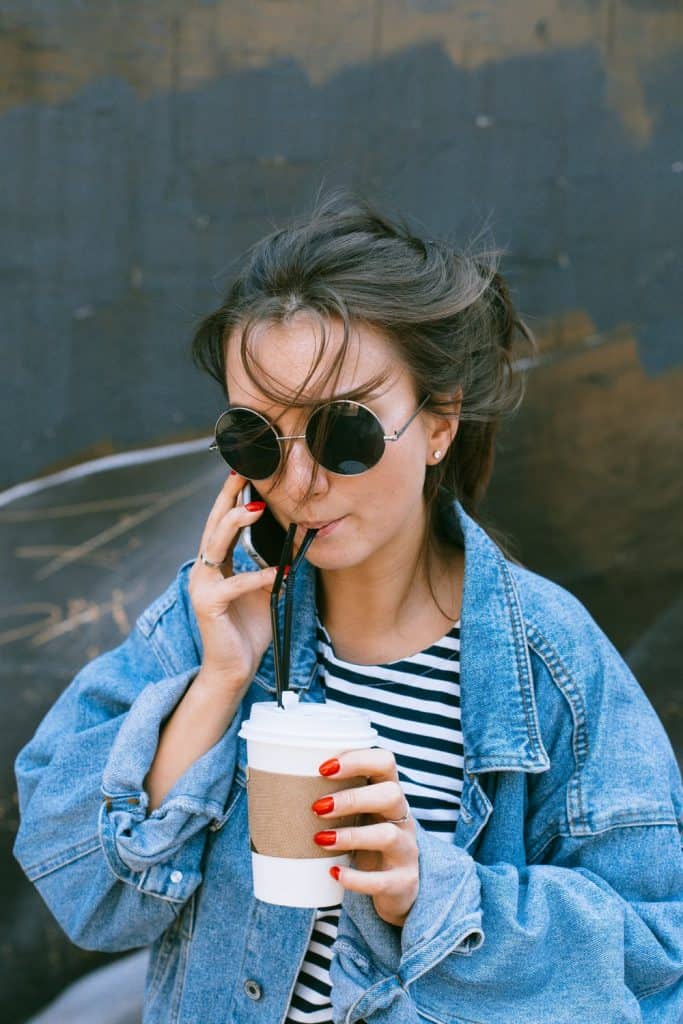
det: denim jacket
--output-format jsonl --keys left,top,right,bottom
{"left": 14, "top": 502, "right": 683, "bottom": 1023}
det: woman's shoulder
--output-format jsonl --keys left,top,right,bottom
{"left": 133, "top": 558, "right": 201, "bottom": 674}
{"left": 505, "top": 556, "right": 650, "bottom": 714}
{"left": 506, "top": 559, "right": 682, "bottom": 833}
{"left": 506, "top": 559, "right": 619, "bottom": 668}
{"left": 135, "top": 558, "right": 195, "bottom": 633}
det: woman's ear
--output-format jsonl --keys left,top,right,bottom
{"left": 425, "top": 389, "right": 461, "bottom": 466}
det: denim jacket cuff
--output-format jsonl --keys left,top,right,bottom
{"left": 331, "top": 824, "right": 484, "bottom": 1019}
{"left": 99, "top": 668, "right": 242, "bottom": 897}
{"left": 398, "top": 823, "right": 484, "bottom": 982}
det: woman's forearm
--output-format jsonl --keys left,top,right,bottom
{"left": 145, "top": 668, "right": 245, "bottom": 811}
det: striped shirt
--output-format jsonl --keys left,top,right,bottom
{"left": 284, "top": 616, "right": 464, "bottom": 1024}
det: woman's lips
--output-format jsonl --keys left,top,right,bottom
{"left": 298, "top": 516, "right": 346, "bottom": 538}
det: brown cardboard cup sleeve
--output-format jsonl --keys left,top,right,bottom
{"left": 246, "top": 768, "right": 367, "bottom": 858}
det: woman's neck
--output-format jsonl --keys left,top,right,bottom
{"left": 316, "top": 527, "right": 464, "bottom": 666}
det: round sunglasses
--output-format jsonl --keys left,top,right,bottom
{"left": 209, "top": 395, "right": 430, "bottom": 479}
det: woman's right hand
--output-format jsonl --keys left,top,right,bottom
{"left": 188, "top": 472, "right": 278, "bottom": 694}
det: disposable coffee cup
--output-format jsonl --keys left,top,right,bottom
{"left": 238, "top": 691, "right": 378, "bottom": 908}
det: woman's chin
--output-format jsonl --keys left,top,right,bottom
{"left": 306, "top": 537, "right": 368, "bottom": 573}
{"left": 307, "top": 550, "right": 359, "bottom": 571}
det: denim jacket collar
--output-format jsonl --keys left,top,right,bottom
{"left": 234, "top": 500, "right": 550, "bottom": 777}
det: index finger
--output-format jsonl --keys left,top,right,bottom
{"left": 318, "top": 748, "right": 399, "bottom": 784}
{"left": 197, "top": 470, "right": 245, "bottom": 559}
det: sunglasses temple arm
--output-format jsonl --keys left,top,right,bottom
{"left": 387, "top": 394, "right": 431, "bottom": 441}
{"left": 270, "top": 524, "right": 297, "bottom": 709}
{"left": 281, "top": 528, "right": 318, "bottom": 696}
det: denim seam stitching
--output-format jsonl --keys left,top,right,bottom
{"left": 136, "top": 582, "right": 180, "bottom": 638}
{"left": 24, "top": 835, "right": 101, "bottom": 881}
{"left": 146, "top": 795, "right": 227, "bottom": 821}
{"left": 146, "top": 910, "right": 183, "bottom": 1003}
{"left": 134, "top": 885, "right": 187, "bottom": 906}
{"left": 146, "top": 628, "right": 180, "bottom": 677}
{"left": 136, "top": 569, "right": 197, "bottom": 676}
{"left": 168, "top": 911, "right": 191, "bottom": 1024}
{"left": 635, "top": 971, "right": 683, "bottom": 1001}
{"left": 99, "top": 807, "right": 195, "bottom": 899}
{"left": 527, "top": 626, "right": 589, "bottom": 832}
{"left": 334, "top": 938, "right": 372, "bottom": 972}
{"left": 346, "top": 974, "right": 402, "bottom": 1024}
{"left": 497, "top": 553, "right": 546, "bottom": 762}
{"left": 137, "top": 560, "right": 193, "bottom": 639}
{"left": 209, "top": 776, "right": 246, "bottom": 832}
{"left": 527, "top": 829, "right": 566, "bottom": 864}
{"left": 403, "top": 859, "right": 478, "bottom": 951}
{"left": 402, "top": 918, "right": 484, "bottom": 976}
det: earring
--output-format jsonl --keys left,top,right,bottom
{"left": 433, "top": 450, "right": 442, "bottom": 461}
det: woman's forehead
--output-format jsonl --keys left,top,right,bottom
{"left": 225, "top": 314, "right": 404, "bottom": 404}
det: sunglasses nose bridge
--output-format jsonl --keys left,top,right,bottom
{"left": 278, "top": 431, "right": 329, "bottom": 496}
{"left": 274, "top": 431, "right": 308, "bottom": 470}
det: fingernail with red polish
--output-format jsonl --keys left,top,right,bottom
{"left": 312, "top": 796, "right": 335, "bottom": 815}
{"left": 319, "top": 758, "right": 340, "bottom": 776}
{"left": 314, "top": 830, "right": 337, "bottom": 846}
{"left": 329, "top": 866, "right": 341, "bottom": 881}
{"left": 229, "top": 469, "right": 237, "bottom": 476}
{"left": 245, "top": 501, "right": 266, "bottom": 512}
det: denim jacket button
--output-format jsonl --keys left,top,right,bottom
{"left": 170, "top": 870, "right": 183, "bottom": 884}
{"left": 244, "top": 979, "right": 262, "bottom": 1000}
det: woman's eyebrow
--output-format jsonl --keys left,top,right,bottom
{"left": 228, "top": 377, "right": 395, "bottom": 430}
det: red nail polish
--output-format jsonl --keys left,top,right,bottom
{"left": 319, "top": 758, "right": 340, "bottom": 776}
{"left": 229, "top": 469, "right": 237, "bottom": 476}
{"left": 312, "top": 796, "right": 335, "bottom": 815}
{"left": 314, "top": 830, "right": 337, "bottom": 846}
{"left": 245, "top": 501, "right": 266, "bottom": 512}
{"left": 283, "top": 564, "right": 291, "bottom": 576}
{"left": 329, "top": 866, "right": 341, "bottom": 881}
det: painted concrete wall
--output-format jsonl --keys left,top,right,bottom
{"left": 2, "top": 1, "right": 680, "bottom": 485}
{"left": 1, "top": 2, "right": 681, "bottom": 1021}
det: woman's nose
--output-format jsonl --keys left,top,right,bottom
{"left": 281, "top": 438, "right": 328, "bottom": 501}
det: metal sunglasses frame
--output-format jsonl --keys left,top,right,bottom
{"left": 208, "top": 394, "right": 431, "bottom": 477}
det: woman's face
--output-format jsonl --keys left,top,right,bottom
{"left": 225, "top": 314, "right": 445, "bottom": 572}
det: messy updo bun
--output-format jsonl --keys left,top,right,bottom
{"left": 191, "top": 189, "right": 533, "bottom": 541}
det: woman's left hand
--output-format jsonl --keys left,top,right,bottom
{"left": 312, "top": 748, "right": 419, "bottom": 927}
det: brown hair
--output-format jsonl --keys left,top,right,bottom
{"left": 191, "top": 189, "right": 533, "bottom": 552}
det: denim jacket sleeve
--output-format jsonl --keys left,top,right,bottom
{"left": 13, "top": 561, "right": 241, "bottom": 953}
{"left": 329, "top": 600, "right": 683, "bottom": 1023}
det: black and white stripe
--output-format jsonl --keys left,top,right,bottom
{"left": 284, "top": 618, "right": 463, "bottom": 1024}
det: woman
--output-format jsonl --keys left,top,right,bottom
{"left": 14, "top": 192, "right": 683, "bottom": 1023}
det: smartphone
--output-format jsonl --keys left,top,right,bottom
{"left": 238, "top": 482, "right": 288, "bottom": 569}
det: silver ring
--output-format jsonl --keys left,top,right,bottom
{"left": 200, "top": 551, "right": 228, "bottom": 569}
{"left": 385, "top": 802, "right": 411, "bottom": 825}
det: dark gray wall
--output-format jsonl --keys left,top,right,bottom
{"left": 2, "top": 1, "right": 681, "bottom": 486}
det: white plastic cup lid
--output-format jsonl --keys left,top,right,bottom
{"left": 238, "top": 691, "right": 377, "bottom": 749}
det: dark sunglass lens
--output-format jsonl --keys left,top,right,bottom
{"left": 214, "top": 409, "right": 280, "bottom": 478}
{"left": 307, "top": 402, "right": 385, "bottom": 475}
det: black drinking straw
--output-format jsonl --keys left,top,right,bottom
{"left": 270, "top": 524, "right": 296, "bottom": 708}
{"left": 270, "top": 525, "right": 319, "bottom": 708}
